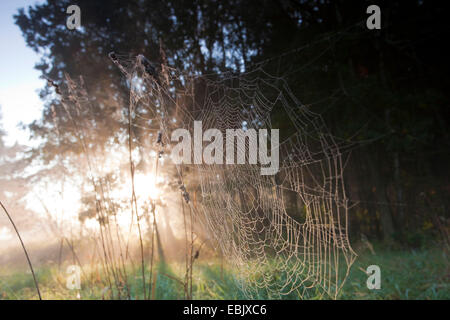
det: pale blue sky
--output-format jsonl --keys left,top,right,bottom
{"left": 0, "top": 0, "right": 45, "bottom": 146}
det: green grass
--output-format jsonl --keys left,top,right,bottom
{"left": 1, "top": 247, "right": 448, "bottom": 300}
{"left": 340, "top": 246, "right": 449, "bottom": 299}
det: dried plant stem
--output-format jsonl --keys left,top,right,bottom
{"left": 148, "top": 138, "right": 162, "bottom": 298}
{"left": 148, "top": 204, "right": 156, "bottom": 298}
{"left": 0, "top": 200, "right": 42, "bottom": 300}
{"left": 127, "top": 88, "right": 147, "bottom": 300}
{"left": 189, "top": 205, "right": 194, "bottom": 299}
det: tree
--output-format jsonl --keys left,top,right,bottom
{"left": 14, "top": 0, "right": 450, "bottom": 243}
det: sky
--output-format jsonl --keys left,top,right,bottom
{"left": 0, "top": 0, "right": 45, "bottom": 147}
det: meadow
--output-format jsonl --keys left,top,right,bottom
{"left": 1, "top": 245, "right": 448, "bottom": 300}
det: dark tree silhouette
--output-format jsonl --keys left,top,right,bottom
{"left": 14, "top": 0, "right": 450, "bottom": 244}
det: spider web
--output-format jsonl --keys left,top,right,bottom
{"left": 105, "top": 46, "right": 358, "bottom": 299}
